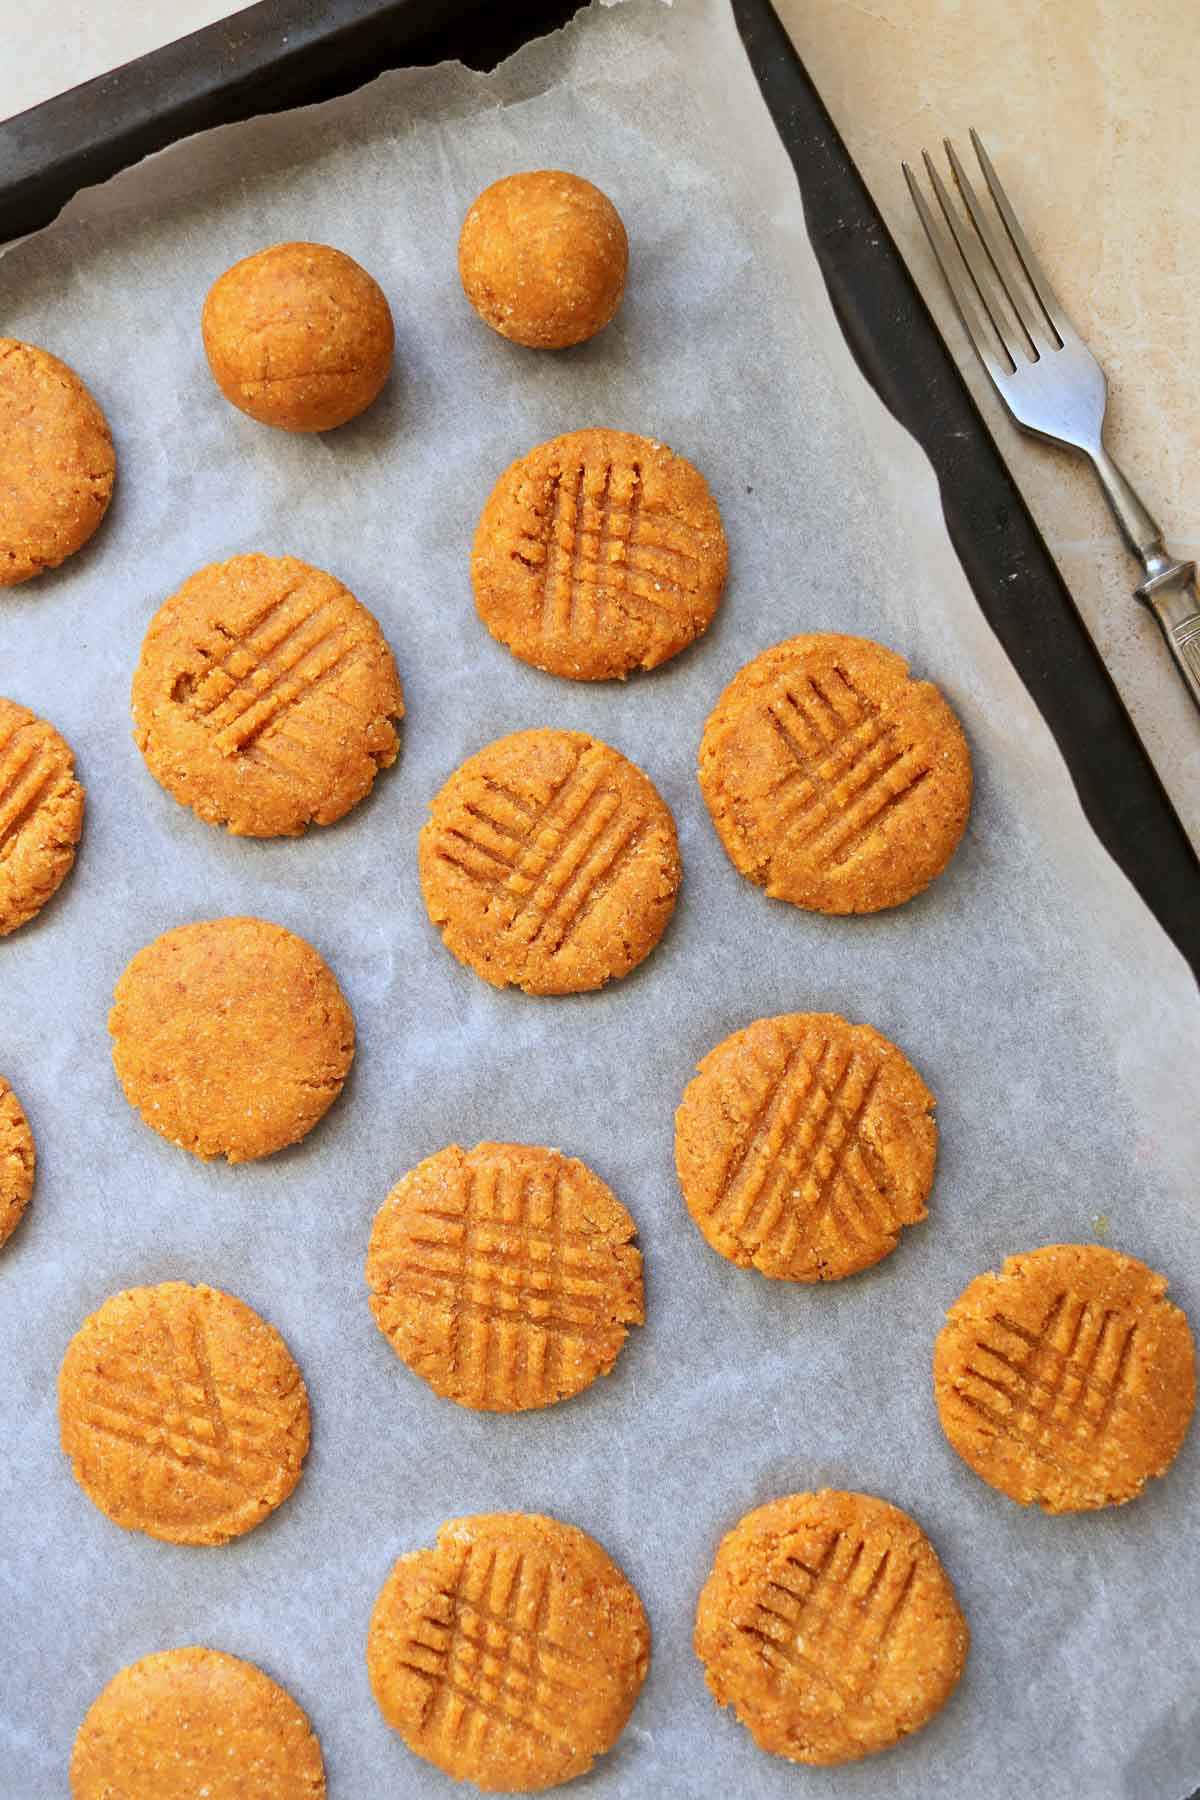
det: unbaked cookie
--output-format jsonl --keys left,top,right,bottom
{"left": 108, "top": 916, "right": 354, "bottom": 1162}
{"left": 0, "top": 1076, "right": 34, "bottom": 1250}
{"left": 202, "top": 241, "right": 394, "bottom": 431}
{"left": 132, "top": 553, "right": 403, "bottom": 837}
{"left": 699, "top": 633, "right": 971, "bottom": 913}
{"left": 367, "top": 1141, "right": 643, "bottom": 1411}
{"left": 695, "top": 1489, "right": 968, "bottom": 1765}
{"left": 367, "top": 1511, "right": 649, "bottom": 1792}
{"left": 459, "top": 171, "right": 628, "bottom": 349}
{"left": 59, "top": 1281, "right": 310, "bottom": 1546}
{"left": 0, "top": 338, "right": 115, "bottom": 586}
{"left": 934, "top": 1243, "right": 1196, "bottom": 1513}
{"left": 676, "top": 1012, "right": 935, "bottom": 1281}
{"left": 418, "top": 728, "right": 680, "bottom": 995}
{"left": 0, "top": 696, "right": 85, "bottom": 936}
{"left": 472, "top": 429, "right": 727, "bottom": 680}
{"left": 71, "top": 1647, "right": 325, "bottom": 1799}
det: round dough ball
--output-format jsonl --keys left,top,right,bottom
{"left": 202, "top": 241, "right": 394, "bottom": 431}
{"left": 0, "top": 338, "right": 115, "bottom": 586}
{"left": 458, "top": 171, "right": 628, "bottom": 349}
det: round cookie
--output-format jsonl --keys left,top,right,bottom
{"left": 0, "top": 1076, "right": 34, "bottom": 1250}
{"left": 676, "top": 1012, "right": 935, "bottom": 1282}
{"left": 202, "top": 241, "right": 394, "bottom": 431}
{"left": 418, "top": 728, "right": 680, "bottom": 995}
{"left": 695, "top": 1490, "right": 968, "bottom": 1766}
{"left": 58, "top": 1281, "right": 310, "bottom": 1546}
{"left": 132, "top": 553, "right": 404, "bottom": 838}
{"left": 458, "top": 171, "right": 628, "bottom": 350}
{"left": 472, "top": 428, "right": 727, "bottom": 681}
{"left": 0, "top": 696, "right": 85, "bottom": 936}
{"left": 698, "top": 633, "right": 972, "bottom": 914}
{"left": 108, "top": 916, "right": 354, "bottom": 1162}
{"left": 71, "top": 1647, "right": 325, "bottom": 1799}
{"left": 934, "top": 1243, "right": 1197, "bottom": 1513}
{"left": 367, "top": 1141, "right": 644, "bottom": 1412}
{"left": 0, "top": 338, "right": 115, "bottom": 586}
{"left": 368, "top": 1511, "right": 650, "bottom": 1792}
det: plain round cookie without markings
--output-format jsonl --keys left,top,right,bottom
{"left": 108, "top": 916, "right": 354, "bottom": 1162}
{"left": 0, "top": 696, "right": 85, "bottom": 936}
{"left": 0, "top": 1077, "right": 34, "bottom": 1250}
{"left": 132, "top": 554, "right": 403, "bottom": 837}
{"left": 699, "top": 633, "right": 971, "bottom": 913}
{"left": 368, "top": 1511, "right": 650, "bottom": 1792}
{"left": 473, "top": 428, "right": 727, "bottom": 680}
{"left": 71, "top": 1647, "right": 325, "bottom": 1799}
{"left": 0, "top": 338, "right": 115, "bottom": 586}
{"left": 59, "top": 1282, "right": 310, "bottom": 1546}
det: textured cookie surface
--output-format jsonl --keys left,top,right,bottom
{"left": 699, "top": 633, "right": 971, "bottom": 913}
{"left": 367, "top": 1511, "right": 650, "bottom": 1792}
{"left": 367, "top": 1142, "right": 643, "bottom": 1411}
{"left": 676, "top": 1013, "right": 935, "bottom": 1282}
{"left": 934, "top": 1243, "right": 1196, "bottom": 1513}
{"left": 0, "top": 1077, "right": 35, "bottom": 1250}
{"left": 132, "top": 554, "right": 403, "bottom": 837}
{"left": 419, "top": 729, "right": 680, "bottom": 995}
{"left": 71, "top": 1647, "right": 325, "bottom": 1798}
{"left": 0, "top": 338, "right": 115, "bottom": 586}
{"left": 0, "top": 696, "right": 85, "bottom": 935}
{"left": 473, "top": 428, "right": 727, "bottom": 680}
{"left": 695, "top": 1490, "right": 968, "bottom": 1765}
{"left": 59, "top": 1282, "right": 310, "bottom": 1546}
{"left": 459, "top": 171, "right": 628, "bottom": 349}
{"left": 108, "top": 916, "right": 354, "bottom": 1162}
{"left": 202, "top": 241, "right": 394, "bottom": 431}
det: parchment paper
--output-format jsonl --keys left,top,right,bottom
{"left": 1, "top": 4, "right": 1197, "bottom": 1797}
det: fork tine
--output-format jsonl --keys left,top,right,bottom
{"left": 920, "top": 149, "right": 1021, "bottom": 374}
{"left": 970, "top": 128, "right": 1068, "bottom": 346}
{"left": 902, "top": 160, "right": 1014, "bottom": 389}
{"left": 943, "top": 137, "right": 1042, "bottom": 356}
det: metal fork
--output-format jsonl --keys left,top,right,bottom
{"left": 904, "top": 130, "right": 1200, "bottom": 716}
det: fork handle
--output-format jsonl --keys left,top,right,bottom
{"left": 1136, "top": 561, "right": 1200, "bottom": 716}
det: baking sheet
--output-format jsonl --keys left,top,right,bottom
{"left": 1, "top": 3, "right": 1198, "bottom": 1796}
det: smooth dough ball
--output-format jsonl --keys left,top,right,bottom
{"left": 202, "top": 241, "right": 394, "bottom": 431}
{"left": 458, "top": 171, "right": 628, "bottom": 349}
{"left": 0, "top": 338, "right": 115, "bottom": 586}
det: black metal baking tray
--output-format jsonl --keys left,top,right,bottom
{"left": 1, "top": 0, "right": 1197, "bottom": 984}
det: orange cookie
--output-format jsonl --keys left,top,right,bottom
{"left": 58, "top": 1281, "right": 310, "bottom": 1546}
{"left": 132, "top": 553, "right": 403, "bottom": 837}
{"left": 0, "top": 696, "right": 85, "bottom": 937}
{"left": 0, "top": 338, "right": 115, "bottom": 586}
{"left": 0, "top": 1076, "right": 34, "bottom": 1250}
{"left": 472, "top": 428, "right": 727, "bottom": 680}
{"left": 202, "top": 241, "right": 394, "bottom": 431}
{"left": 108, "top": 916, "right": 354, "bottom": 1163}
{"left": 699, "top": 633, "right": 972, "bottom": 913}
{"left": 676, "top": 1012, "right": 935, "bottom": 1282}
{"left": 367, "top": 1511, "right": 650, "bottom": 1792}
{"left": 367, "top": 1141, "right": 643, "bottom": 1412}
{"left": 934, "top": 1243, "right": 1197, "bottom": 1513}
{"left": 695, "top": 1490, "right": 968, "bottom": 1765}
{"left": 418, "top": 728, "right": 680, "bottom": 995}
{"left": 71, "top": 1647, "right": 325, "bottom": 1799}
{"left": 459, "top": 171, "right": 628, "bottom": 349}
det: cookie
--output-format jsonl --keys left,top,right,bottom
{"left": 472, "top": 428, "right": 727, "bottom": 681}
{"left": 0, "top": 1077, "right": 34, "bottom": 1250}
{"left": 418, "top": 729, "right": 680, "bottom": 995}
{"left": 71, "top": 1647, "right": 325, "bottom": 1799}
{"left": 698, "top": 633, "right": 972, "bottom": 913}
{"left": 132, "top": 553, "right": 403, "bottom": 837}
{"left": 934, "top": 1243, "right": 1197, "bottom": 1513}
{"left": 0, "top": 338, "right": 115, "bottom": 586}
{"left": 367, "top": 1141, "right": 643, "bottom": 1412}
{"left": 202, "top": 241, "right": 394, "bottom": 431}
{"left": 367, "top": 1511, "right": 650, "bottom": 1792}
{"left": 58, "top": 1281, "right": 310, "bottom": 1546}
{"left": 459, "top": 171, "right": 628, "bottom": 349}
{"left": 675, "top": 1012, "right": 935, "bottom": 1282}
{"left": 108, "top": 916, "right": 354, "bottom": 1163}
{"left": 695, "top": 1490, "right": 968, "bottom": 1765}
{"left": 0, "top": 696, "right": 85, "bottom": 936}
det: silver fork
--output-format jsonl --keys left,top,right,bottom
{"left": 904, "top": 130, "right": 1200, "bottom": 716}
